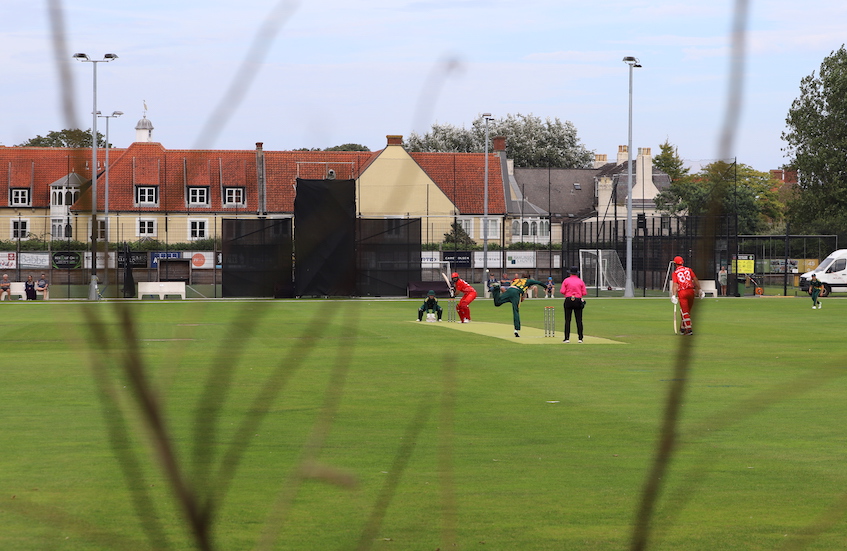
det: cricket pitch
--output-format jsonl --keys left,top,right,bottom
{"left": 413, "top": 320, "right": 625, "bottom": 344}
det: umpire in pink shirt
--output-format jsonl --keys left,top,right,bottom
{"left": 560, "top": 266, "right": 588, "bottom": 343}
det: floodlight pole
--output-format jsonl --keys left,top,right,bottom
{"left": 98, "top": 110, "right": 122, "bottom": 296}
{"left": 74, "top": 53, "right": 118, "bottom": 300}
{"left": 482, "top": 113, "right": 493, "bottom": 294}
{"left": 623, "top": 56, "right": 641, "bottom": 297}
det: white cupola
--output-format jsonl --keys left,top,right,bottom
{"left": 135, "top": 116, "right": 154, "bottom": 143}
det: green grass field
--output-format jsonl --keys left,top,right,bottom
{"left": 1, "top": 295, "right": 845, "bottom": 550}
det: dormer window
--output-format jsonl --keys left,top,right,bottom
{"left": 224, "top": 187, "right": 245, "bottom": 206}
{"left": 10, "top": 189, "right": 30, "bottom": 206}
{"left": 136, "top": 186, "right": 159, "bottom": 206}
{"left": 188, "top": 187, "right": 209, "bottom": 206}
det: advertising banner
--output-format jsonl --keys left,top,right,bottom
{"left": 0, "top": 252, "right": 16, "bottom": 270}
{"left": 117, "top": 251, "right": 148, "bottom": 268}
{"left": 473, "top": 251, "right": 503, "bottom": 269}
{"left": 421, "top": 251, "right": 440, "bottom": 266}
{"left": 443, "top": 251, "right": 472, "bottom": 267}
{"left": 505, "top": 251, "right": 536, "bottom": 269}
{"left": 151, "top": 252, "right": 182, "bottom": 267}
{"left": 19, "top": 252, "right": 51, "bottom": 269}
{"left": 83, "top": 252, "right": 111, "bottom": 269}
{"left": 186, "top": 251, "right": 219, "bottom": 269}
{"left": 52, "top": 252, "right": 82, "bottom": 269}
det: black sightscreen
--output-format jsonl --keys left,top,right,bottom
{"left": 357, "top": 218, "right": 421, "bottom": 296}
{"left": 294, "top": 179, "right": 356, "bottom": 296}
{"left": 221, "top": 218, "right": 293, "bottom": 297}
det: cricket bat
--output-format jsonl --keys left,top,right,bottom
{"left": 441, "top": 272, "right": 454, "bottom": 297}
{"left": 673, "top": 302, "right": 679, "bottom": 334}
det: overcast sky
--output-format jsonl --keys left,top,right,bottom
{"left": 3, "top": 1, "right": 846, "bottom": 171}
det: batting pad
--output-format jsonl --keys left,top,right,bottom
{"left": 412, "top": 321, "right": 625, "bottom": 344}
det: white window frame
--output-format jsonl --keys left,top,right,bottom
{"left": 11, "top": 219, "right": 29, "bottom": 240}
{"left": 11, "top": 188, "right": 31, "bottom": 206}
{"left": 88, "top": 219, "right": 107, "bottom": 240}
{"left": 188, "top": 187, "right": 209, "bottom": 206}
{"left": 137, "top": 218, "right": 157, "bottom": 237}
{"left": 188, "top": 218, "right": 208, "bottom": 241}
{"left": 480, "top": 218, "right": 499, "bottom": 240}
{"left": 136, "top": 186, "right": 158, "bottom": 206}
{"left": 223, "top": 187, "right": 245, "bottom": 206}
{"left": 52, "top": 218, "right": 64, "bottom": 239}
{"left": 456, "top": 218, "right": 473, "bottom": 237}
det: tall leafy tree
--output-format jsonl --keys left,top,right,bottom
{"left": 407, "top": 113, "right": 593, "bottom": 168}
{"left": 655, "top": 160, "right": 783, "bottom": 234}
{"left": 405, "top": 122, "right": 477, "bottom": 153}
{"left": 17, "top": 128, "right": 106, "bottom": 148}
{"left": 782, "top": 45, "right": 847, "bottom": 238}
{"left": 653, "top": 140, "right": 690, "bottom": 184}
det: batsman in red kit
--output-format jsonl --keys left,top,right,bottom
{"left": 450, "top": 272, "right": 477, "bottom": 323}
{"left": 670, "top": 256, "right": 702, "bottom": 335}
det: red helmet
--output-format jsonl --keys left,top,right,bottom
{"left": 451, "top": 272, "right": 459, "bottom": 279}
{"left": 673, "top": 256, "right": 684, "bottom": 265}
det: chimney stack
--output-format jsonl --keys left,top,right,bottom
{"left": 386, "top": 135, "right": 403, "bottom": 146}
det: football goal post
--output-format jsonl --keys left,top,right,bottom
{"left": 579, "top": 249, "right": 626, "bottom": 290}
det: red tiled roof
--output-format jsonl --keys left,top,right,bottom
{"left": 0, "top": 143, "right": 506, "bottom": 215}
{"left": 0, "top": 146, "right": 93, "bottom": 207}
{"left": 410, "top": 152, "right": 505, "bottom": 215}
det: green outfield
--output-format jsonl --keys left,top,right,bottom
{"left": 0, "top": 295, "right": 845, "bottom": 550}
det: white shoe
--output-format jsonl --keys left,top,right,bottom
{"left": 812, "top": 306, "right": 816, "bottom": 309}
{"left": 563, "top": 339, "right": 569, "bottom": 343}
{"left": 514, "top": 331, "right": 520, "bottom": 337}
{"left": 578, "top": 339, "right": 583, "bottom": 343}
{"left": 818, "top": 303, "right": 822, "bottom": 309}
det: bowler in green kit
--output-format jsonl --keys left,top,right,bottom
{"left": 490, "top": 275, "right": 544, "bottom": 337}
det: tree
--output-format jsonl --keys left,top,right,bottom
{"left": 782, "top": 45, "right": 847, "bottom": 238}
{"left": 405, "top": 123, "right": 477, "bottom": 153}
{"left": 17, "top": 128, "right": 106, "bottom": 148}
{"left": 654, "top": 160, "right": 783, "bottom": 234}
{"left": 442, "top": 222, "right": 476, "bottom": 248}
{"left": 653, "top": 140, "right": 690, "bottom": 184}
{"left": 323, "top": 143, "right": 370, "bottom": 152}
{"left": 407, "top": 113, "right": 594, "bottom": 168}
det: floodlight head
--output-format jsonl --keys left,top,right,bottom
{"left": 113, "top": 111, "right": 124, "bottom": 117}
{"left": 73, "top": 53, "right": 89, "bottom": 60}
{"left": 623, "top": 56, "right": 642, "bottom": 68}
{"left": 104, "top": 53, "right": 118, "bottom": 60}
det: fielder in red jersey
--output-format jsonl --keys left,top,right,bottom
{"left": 671, "top": 256, "right": 702, "bottom": 335}
{"left": 450, "top": 272, "right": 477, "bottom": 323}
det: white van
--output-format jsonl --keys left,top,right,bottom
{"left": 799, "top": 249, "right": 847, "bottom": 293}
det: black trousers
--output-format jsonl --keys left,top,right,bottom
{"left": 563, "top": 297, "right": 585, "bottom": 340}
